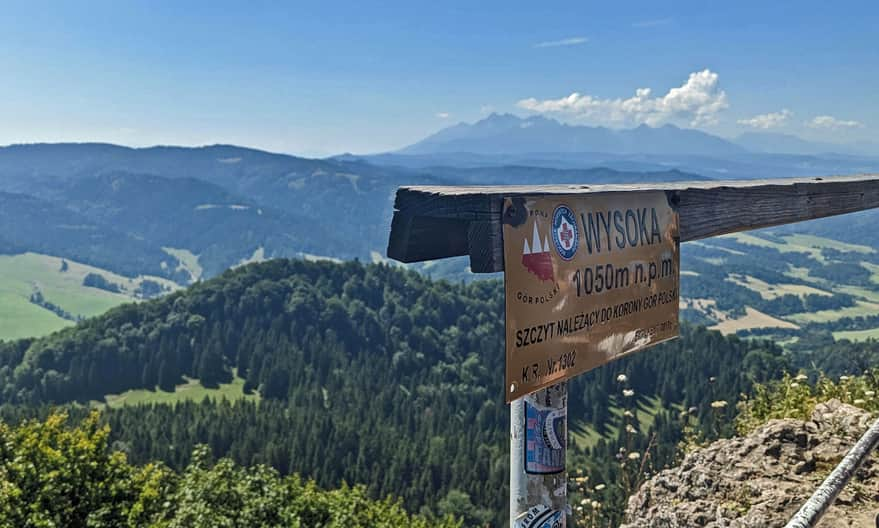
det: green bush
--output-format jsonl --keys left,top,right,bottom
{"left": 736, "top": 371, "right": 879, "bottom": 435}
{"left": 0, "top": 412, "right": 460, "bottom": 528}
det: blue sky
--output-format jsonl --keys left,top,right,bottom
{"left": 1, "top": 1, "right": 876, "bottom": 155}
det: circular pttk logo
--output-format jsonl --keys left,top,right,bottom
{"left": 551, "top": 205, "right": 578, "bottom": 261}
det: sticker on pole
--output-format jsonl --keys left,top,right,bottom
{"left": 525, "top": 388, "right": 566, "bottom": 474}
{"left": 503, "top": 191, "right": 680, "bottom": 402}
{"left": 516, "top": 504, "right": 564, "bottom": 528}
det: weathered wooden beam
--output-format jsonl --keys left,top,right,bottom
{"left": 386, "top": 174, "right": 879, "bottom": 273}
{"left": 387, "top": 213, "right": 471, "bottom": 262}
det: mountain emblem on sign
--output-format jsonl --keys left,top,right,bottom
{"left": 522, "top": 222, "right": 554, "bottom": 281}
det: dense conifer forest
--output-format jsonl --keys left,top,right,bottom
{"left": 0, "top": 259, "right": 795, "bottom": 525}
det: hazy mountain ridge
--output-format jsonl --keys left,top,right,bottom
{"left": 0, "top": 190, "right": 180, "bottom": 280}
{"left": 394, "top": 164, "right": 708, "bottom": 186}
{"left": 0, "top": 144, "right": 430, "bottom": 279}
{"left": 0, "top": 143, "right": 706, "bottom": 284}
{"left": 357, "top": 115, "right": 879, "bottom": 183}
{"left": 57, "top": 172, "right": 347, "bottom": 277}
{"left": 400, "top": 113, "right": 879, "bottom": 158}
{"left": 735, "top": 131, "right": 879, "bottom": 157}
{"left": 401, "top": 113, "right": 746, "bottom": 156}
{"left": 1, "top": 138, "right": 877, "bottom": 295}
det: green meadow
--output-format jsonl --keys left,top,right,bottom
{"left": 0, "top": 252, "right": 177, "bottom": 341}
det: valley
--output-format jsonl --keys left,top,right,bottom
{"left": 0, "top": 143, "right": 876, "bottom": 524}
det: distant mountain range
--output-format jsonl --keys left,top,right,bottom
{"left": 733, "top": 131, "right": 879, "bottom": 157}
{"left": 397, "top": 113, "right": 879, "bottom": 158}
{"left": 2, "top": 119, "right": 877, "bottom": 287}
{"left": 400, "top": 114, "right": 745, "bottom": 156}
{"left": 344, "top": 114, "right": 879, "bottom": 182}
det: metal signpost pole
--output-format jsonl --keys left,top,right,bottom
{"left": 511, "top": 382, "right": 568, "bottom": 528}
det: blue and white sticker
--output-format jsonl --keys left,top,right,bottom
{"left": 525, "top": 393, "right": 566, "bottom": 474}
{"left": 516, "top": 505, "right": 564, "bottom": 528}
{"left": 551, "top": 205, "right": 578, "bottom": 261}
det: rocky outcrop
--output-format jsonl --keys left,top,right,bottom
{"left": 622, "top": 400, "right": 879, "bottom": 527}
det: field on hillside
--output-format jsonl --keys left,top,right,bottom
{"left": 162, "top": 247, "right": 203, "bottom": 282}
{"left": 710, "top": 306, "right": 799, "bottom": 334}
{"left": 5, "top": 228, "right": 879, "bottom": 347}
{"left": 682, "top": 231, "right": 879, "bottom": 340}
{"left": 569, "top": 394, "right": 672, "bottom": 448}
{"left": 833, "top": 327, "right": 879, "bottom": 342}
{"left": 102, "top": 372, "right": 258, "bottom": 408}
{"left": 0, "top": 253, "right": 177, "bottom": 341}
{"left": 0, "top": 291, "right": 72, "bottom": 340}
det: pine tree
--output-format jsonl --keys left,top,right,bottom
{"left": 158, "top": 360, "right": 175, "bottom": 392}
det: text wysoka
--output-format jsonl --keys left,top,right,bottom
{"left": 579, "top": 207, "right": 663, "bottom": 253}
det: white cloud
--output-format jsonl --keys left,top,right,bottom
{"left": 517, "top": 69, "right": 728, "bottom": 127}
{"left": 737, "top": 109, "right": 792, "bottom": 129}
{"left": 534, "top": 36, "right": 588, "bottom": 48}
{"left": 435, "top": 112, "right": 450, "bottom": 119}
{"left": 480, "top": 105, "right": 495, "bottom": 115}
{"left": 807, "top": 115, "right": 864, "bottom": 130}
{"left": 632, "top": 18, "right": 672, "bottom": 28}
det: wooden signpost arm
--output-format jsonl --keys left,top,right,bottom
{"left": 388, "top": 174, "right": 879, "bottom": 273}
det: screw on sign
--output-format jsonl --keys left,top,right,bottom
{"left": 516, "top": 504, "right": 564, "bottom": 528}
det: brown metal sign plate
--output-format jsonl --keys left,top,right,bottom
{"left": 503, "top": 191, "right": 680, "bottom": 402}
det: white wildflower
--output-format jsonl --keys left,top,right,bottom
{"left": 623, "top": 410, "right": 634, "bottom": 418}
{"left": 623, "top": 389, "right": 635, "bottom": 397}
{"left": 795, "top": 374, "right": 808, "bottom": 381}
{"left": 628, "top": 452, "right": 641, "bottom": 460}
{"left": 625, "top": 424, "right": 637, "bottom": 434}
{"left": 594, "top": 484, "right": 605, "bottom": 491}
{"left": 617, "top": 374, "right": 628, "bottom": 383}
{"left": 711, "top": 400, "right": 728, "bottom": 409}
{"left": 840, "top": 375, "right": 851, "bottom": 381}
{"left": 854, "top": 399, "right": 866, "bottom": 405}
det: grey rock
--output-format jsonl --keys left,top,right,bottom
{"left": 620, "top": 400, "right": 879, "bottom": 528}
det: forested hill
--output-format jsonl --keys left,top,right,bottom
{"left": 0, "top": 259, "right": 788, "bottom": 525}
{"left": 0, "top": 259, "right": 505, "bottom": 404}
